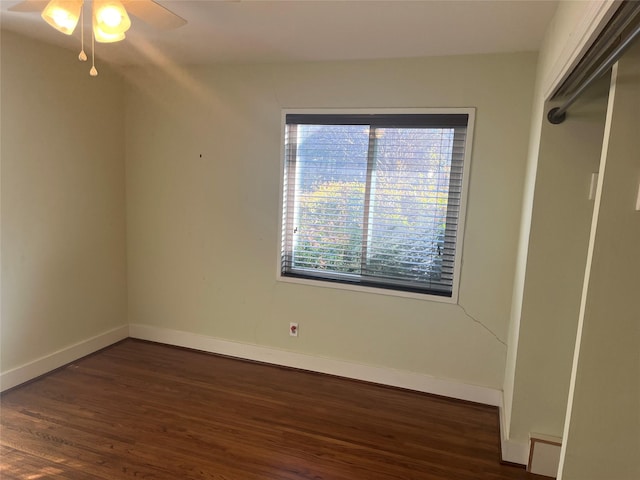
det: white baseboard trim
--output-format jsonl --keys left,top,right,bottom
{"left": 0, "top": 325, "right": 129, "bottom": 392}
{"left": 129, "top": 323, "right": 502, "bottom": 407}
{"left": 499, "top": 404, "right": 529, "bottom": 465}
{"left": 528, "top": 433, "right": 562, "bottom": 477}
{"left": 501, "top": 436, "right": 529, "bottom": 466}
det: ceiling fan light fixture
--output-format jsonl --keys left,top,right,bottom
{"left": 41, "top": 0, "right": 83, "bottom": 35}
{"left": 11, "top": 0, "right": 187, "bottom": 76}
{"left": 93, "top": 0, "right": 131, "bottom": 36}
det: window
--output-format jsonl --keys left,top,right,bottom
{"left": 280, "top": 110, "right": 473, "bottom": 299}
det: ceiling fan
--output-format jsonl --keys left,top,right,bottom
{"left": 8, "top": 0, "right": 187, "bottom": 76}
{"left": 9, "top": 0, "right": 187, "bottom": 31}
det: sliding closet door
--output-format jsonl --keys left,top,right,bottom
{"left": 559, "top": 42, "right": 640, "bottom": 480}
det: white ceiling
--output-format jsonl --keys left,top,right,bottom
{"left": 0, "top": 0, "right": 558, "bottom": 66}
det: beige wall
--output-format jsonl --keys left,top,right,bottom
{"left": 3, "top": 9, "right": 635, "bottom": 475}
{"left": 124, "top": 52, "right": 536, "bottom": 390}
{"left": 0, "top": 32, "right": 127, "bottom": 372}
{"left": 2, "top": 6, "right": 635, "bottom": 472}
{"left": 559, "top": 43, "right": 640, "bottom": 480}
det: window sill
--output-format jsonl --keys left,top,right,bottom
{"left": 277, "top": 273, "right": 459, "bottom": 304}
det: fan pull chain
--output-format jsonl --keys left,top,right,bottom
{"left": 90, "top": 30, "right": 98, "bottom": 76}
{"left": 78, "top": 3, "right": 87, "bottom": 62}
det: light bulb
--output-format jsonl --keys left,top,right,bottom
{"left": 41, "top": 0, "right": 83, "bottom": 35}
{"left": 93, "top": 0, "right": 130, "bottom": 36}
{"left": 99, "top": 6, "right": 123, "bottom": 28}
{"left": 52, "top": 8, "right": 74, "bottom": 28}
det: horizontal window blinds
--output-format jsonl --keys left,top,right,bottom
{"left": 281, "top": 113, "right": 469, "bottom": 296}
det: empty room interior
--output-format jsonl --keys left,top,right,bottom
{"left": 1, "top": 0, "right": 638, "bottom": 479}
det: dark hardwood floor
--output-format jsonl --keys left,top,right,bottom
{"left": 1, "top": 339, "right": 542, "bottom": 479}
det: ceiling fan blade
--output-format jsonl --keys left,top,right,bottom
{"left": 8, "top": 0, "right": 49, "bottom": 12}
{"left": 122, "top": 0, "right": 187, "bottom": 30}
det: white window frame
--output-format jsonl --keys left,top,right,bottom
{"left": 276, "top": 108, "right": 475, "bottom": 303}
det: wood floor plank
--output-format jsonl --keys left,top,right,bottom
{"left": 1, "top": 339, "right": 542, "bottom": 479}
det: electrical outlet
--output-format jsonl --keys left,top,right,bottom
{"left": 289, "top": 322, "right": 299, "bottom": 337}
